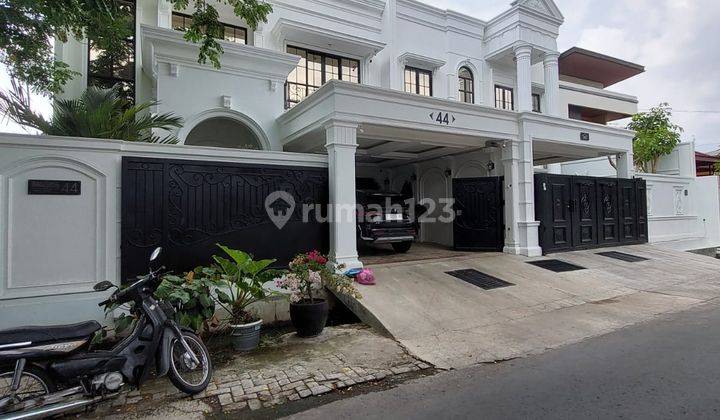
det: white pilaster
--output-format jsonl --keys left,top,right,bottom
{"left": 157, "top": 0, "right": 173, "bottom": 29}
{"left": 253, "top": 23, "right": 265, "bottom": 48}
{"left": 514, "top": 45, "right": 533, "bottom": 112}
{"left": 502, "top": 141, "right": 521, "bottom": 253}
{"left": 325, "top": 121, "right": 362, "bottom": 270}
{"left": 617, "top": 151, "right": 635, "bottom": 179}
{"left": 543, "top": 52, "right": 561, "bottom": 117}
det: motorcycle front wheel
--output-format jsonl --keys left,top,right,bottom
{"left": 0, "top": 365, "right": 55, "bottom": 413}
{"left": 167, "top": 331, "right": 212, "bottom": 395}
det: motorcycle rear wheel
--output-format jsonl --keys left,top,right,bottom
{"left": 0, "top": 365, "right": 56, "bottom": 413}
{"left": 167, "top": 331, "right": 212, "bottom": 395}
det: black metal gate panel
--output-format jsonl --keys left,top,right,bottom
{"left": 452, "top": 177, "right": 504, "bottom": 251}
{"left": 535, "top": 173, "right": 647, "bottom": 253}
{"left": 571, "top": 177, "right": 599, "bottom": 248}
{"left": 121, "top": 157, "right": 328, "bottom": 282}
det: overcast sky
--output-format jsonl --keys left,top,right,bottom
{"left": 2, "top": 0, "right": 719, "bottom": 151}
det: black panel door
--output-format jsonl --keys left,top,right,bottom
{"left": 535, "top": 174, "right": 573, "bottom": 252}
{"left": 453, "top": 177, "right": 504, "bottom": 251}
{"left": 619, "top": 179, "right": 638, "bottom": 242}
{"left": 635, "top": 179, "right": 649, "bottom": 242}
{"left": 121, "top": 157, "right": 329, "bottom": 282}
{"left": 571, "top": 177, "right": 599, "bottom": 248}
{"left": 596, "top": 178, "right": 620, "bottom": 245}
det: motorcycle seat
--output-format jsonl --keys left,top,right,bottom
{"left": 0, "top": 321, "right": 101, "bottom": 346}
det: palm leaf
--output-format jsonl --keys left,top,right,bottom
{"left": 0, "top": 83, "right": 183, "bottom": 143}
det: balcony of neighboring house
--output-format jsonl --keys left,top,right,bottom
{"left": 558, "top": 47, "right": 645, "bottom": 125}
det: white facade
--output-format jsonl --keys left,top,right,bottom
{"left": 50, "top": 0, "right": 645, "bottom": 264}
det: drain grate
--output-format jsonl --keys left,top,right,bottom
{"left": 446, "top": 269, "right": 514, "bottom": 290}
{"left": 527, "top": 259, "right": 586, "bottom": 272}
{"left": 596, "top": 251, "right": 649, "bottom": 263}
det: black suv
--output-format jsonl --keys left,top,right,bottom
{"left": 356, "top": 189, "right": 416, "bottom": 253}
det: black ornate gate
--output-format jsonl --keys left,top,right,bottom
{"left": 121, "top": 157, "right": 328, "bottom": 282}
{"left": 535, "top": 173, "right": 647, "bottom": 253}
{"left": 452, "top": 177, "right": 504, "bottom": 251}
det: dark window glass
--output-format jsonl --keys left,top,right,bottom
{"left": 171, "top": 12, "right": 247, "bottom": 44}
{"left": 284, "top": 46, "right": 361, "bottom": 109}
{"left": 458, "top": 67, "right": 474, "bottom": 103}
{"left": 495, "top": 85, "right": 514, "bottom": 110}
{"left": 87, "top": 0, "right": 136, "bottom": 103}
{"left": 404, "top": 66, "right": 433, "bottom": 97}
{"left": 532, "top": 93, "right": 541, "bottom": 113}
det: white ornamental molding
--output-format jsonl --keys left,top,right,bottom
{"left": 221, "top": 95, "right": 232, "bottom": 108}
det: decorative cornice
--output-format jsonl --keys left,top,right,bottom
{"left": 269, "top": 0, "right": 384, "bottom": 34}
{"left": 271, "top": 18, "right": 386, "bottom": 57}
{"left": 398, "top": 52, "right": 447, "bottom": 70}
{"left": 140, "top": 25, "right": 299, "bottom": 81}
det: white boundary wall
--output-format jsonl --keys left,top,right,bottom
{"left": 0, "top": 133, "right": 327, "bottom": 329}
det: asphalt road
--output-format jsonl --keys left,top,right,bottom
{"left": 286, "top": 302, "right": 720, "bottom": 420}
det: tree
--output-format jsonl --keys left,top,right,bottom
{"left": 627, "top": 103, "right": 683, "bottom": 173}
{"left": 0, "top": 0, "right": 273, "bottom": 96}
{"left": 0, "top": 83, "right": 182, "bottom": 143}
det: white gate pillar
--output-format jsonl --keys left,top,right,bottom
{"left": 503, "top": 124, "right": 542, "bottom": 257}
{"left": 325, "top": 121, "right": 363, "bottom": 270}
{"left": 617, "top": 151, "right": 635, "bottom": 179}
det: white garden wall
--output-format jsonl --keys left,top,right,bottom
{"left": 0, "top": 133, "right": 327, "bottom": 329}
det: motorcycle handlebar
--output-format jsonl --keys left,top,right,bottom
{"left": 98, "top": 266, "right": 167, "bottom": 307}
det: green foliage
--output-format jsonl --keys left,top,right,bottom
{"left": 156, "top": 271, "right": 218, "bottom": 333}
{"left": 0, "top": 84, "right": 182, "bottom": 143}
{"left": 172, "top": 0, "right": 273, "bottom": 68}
{"left": 207, "top": 244, "right": 276, "bottom": 325}
{"left": 0, "top": 0, "right": 133, "bottom": 95}
{"left": 627, "top": 103, "right": 683, "bottom": 173}
{"left": 1, "top": 0, "right": 272, "bottom": 96}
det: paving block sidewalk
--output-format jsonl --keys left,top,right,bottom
{"left": 91, "top": 325, "right": 429, "bottom": 419}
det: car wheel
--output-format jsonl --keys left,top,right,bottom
{"left": 391, "top": 241, "right": 412, "bottom": 253}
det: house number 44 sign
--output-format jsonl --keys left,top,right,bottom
{"left": 429, "top": 111, "right": 456, "bottom": 125}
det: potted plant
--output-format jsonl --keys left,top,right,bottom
{"left": 275, "top": 251, "right": 361, "bottom": 337}
{"left": 206, "top": 244, "right": 276, "bottom": 351}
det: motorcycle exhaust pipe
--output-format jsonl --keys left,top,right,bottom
{"left": 0, "top": 396, "right": 102, "bottom": 420}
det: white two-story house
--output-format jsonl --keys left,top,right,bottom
{"left": 53, "top": 0, "right": 645, "bottom": 269}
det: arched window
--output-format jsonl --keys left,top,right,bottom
{"left": 458, "top": 67, "right": 474, "bottom": 104}
{"left": 185, "top": 117, "right": 263, "bottom": 150}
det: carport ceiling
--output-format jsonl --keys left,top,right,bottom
{"left": 533, "top": 141, "right": 617, "bottom": 165}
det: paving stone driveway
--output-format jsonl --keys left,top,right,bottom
{"left": 92, "top": 325, "right": 428, "bottom": 419}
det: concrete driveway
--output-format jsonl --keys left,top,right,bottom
{"left": 339, "top": 245, "right": 720, "bottom": 369}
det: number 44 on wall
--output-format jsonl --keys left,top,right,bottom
{"left": 429, "top": 111, "right": 456, "bottom": 125}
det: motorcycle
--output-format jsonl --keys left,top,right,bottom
{"left": 0, "top": 247, "right": 212, "bottom": 419}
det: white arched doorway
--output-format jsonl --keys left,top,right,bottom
{"left": 419, "top": 168, "right": 452, "bottom": 247}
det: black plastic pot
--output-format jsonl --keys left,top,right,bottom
{"left": 290, "top": 299, "right": 329, "bottom": 337}
{"left": 229, "top": 319, "right": 262, "bottom": 351}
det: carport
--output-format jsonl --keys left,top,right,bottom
{"left": 276, "top": 80, "right": 636, "bottom": 268}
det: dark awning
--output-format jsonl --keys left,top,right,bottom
{"left": 559, "top": 47, "right": 645, "bottom": 88}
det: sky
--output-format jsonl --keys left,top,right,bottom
{"left": 2, "top": 0, "right": 720, "bottom": 151}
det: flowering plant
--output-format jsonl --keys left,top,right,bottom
{"left": 275, "top": 250, "right": 362, "bottom": 303}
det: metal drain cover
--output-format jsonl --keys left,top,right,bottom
{"left": 527, "top": 259, "right": 586, "bottom": 272}
{"left": 596, "top": 251, "right": 649, "bottom": 262}
{"left": 446, "top": 269, "right": 514, "bottom": 290}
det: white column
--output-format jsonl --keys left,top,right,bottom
{"left": 543, "top": 52, "right": 561, "bottom": 117}
{"left": 325, "top": 121, "right": 363, "bottom": 270}
{"left": 502, "top": 140, "right": 521, "bottom": 253}
{"left": 514, "top": 45, "right": 533, "bottom": 112}
{"left": 253, "top": 23, "right": 265, "bottom": 48}
{"left": 617, "top": 151, "right": 635, "bottom": 179}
